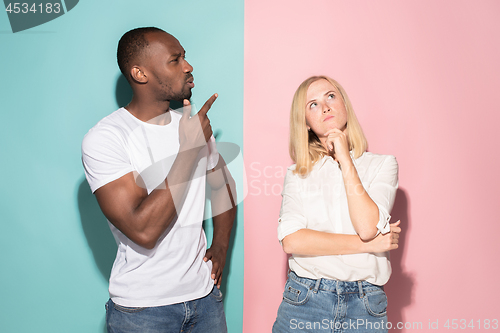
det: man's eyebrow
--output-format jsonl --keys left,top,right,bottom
{"left": 168, "top": 51, "right": 185, "bottom": 60}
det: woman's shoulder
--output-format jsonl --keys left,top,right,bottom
{"left": 285, "top": 164, "right": 308, "bottom": 180}
{"left": 360, "top": 151, "right": 397, "bottom": 163}
{"left": 358, "top": 152, "right": 398, "bottom": 174}
{"left": 286, "top": 164, "right": 299, "bottom": 177}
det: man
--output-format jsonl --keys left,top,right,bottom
{"left": 81, "top": 27, "right": 236, "bottom": 332}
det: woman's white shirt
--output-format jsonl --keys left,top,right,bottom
{"left": 277, "top": 152, "right": 398, "bottom": 285}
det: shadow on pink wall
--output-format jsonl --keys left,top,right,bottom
{"left": 386, "top": 188, "right": 415, "bottom": 329}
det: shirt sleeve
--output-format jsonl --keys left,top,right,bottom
{"left": 206, "top": 135, "right": 219, "bottom": 171}
{"left": 366, "top": 155, "right": 399, "bottom": 234}
{"left": 277, "top": 168, "right": 308, "bottom": 242}
{"left": 81, "top": 128, "right": 134, "bottom": 193}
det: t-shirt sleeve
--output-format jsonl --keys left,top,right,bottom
{"left": 81, "top": 128, "right": 135, "bottom": 193}
{"left": 277, "top": 168, "right": 307, "bottom": 242}
{"left": 206, "top": 135, "right": 219, "bottom": 171}
{"left": 366, "top": 155, "right": 399, "bottom": 234}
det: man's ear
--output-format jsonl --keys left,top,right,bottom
{"left": 130, "top": 66, "right": 148, "bottom": 83}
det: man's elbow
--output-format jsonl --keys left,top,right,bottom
{"left": 140, "top": 241, "right": 157, "bottom": 250}
{"left": 133, "top": 233, "right": 158, "bottom": 250}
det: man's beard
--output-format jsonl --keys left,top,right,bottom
{"left": 170, "top": 88, "right": 192, "bottom": 101}
{"left": 154, "top": 73, "right": 192, "bottom": 102}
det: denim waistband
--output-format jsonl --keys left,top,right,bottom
{"left": 288, "top": 270, "right": 383, "bottom": 295}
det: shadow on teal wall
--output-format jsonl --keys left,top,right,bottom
{"left": 115, "top": 74, "right": 133, "bottom": 109}
{"left": 77, "top": 179, "right": 117, "bottom": 281}
{"left": 0, "top": 0, "right": 244, "bottom": 331}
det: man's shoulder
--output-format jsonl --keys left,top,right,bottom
{"left": 82, "top": 108, "right": 131, "bottom": 152}
{"left": 87, "top": 108, "right": 130, "bottom": 132}
{"left": 84, "top": 108, "right": 137, "bottom": 137}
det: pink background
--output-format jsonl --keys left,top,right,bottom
{"left": 243, "top": 1, "right": 500, "bottom": 331}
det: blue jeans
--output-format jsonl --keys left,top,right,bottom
{"left": 273, "top": 271, "right": 389, "bottom": 333}
{"left": 105, "top": 286, "right": 227, "bottom": 333}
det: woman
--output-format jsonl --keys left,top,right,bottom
{"left": 273, "top": 76, "right": 400, "bottom": 333}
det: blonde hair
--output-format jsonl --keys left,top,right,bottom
{"left": 289, "top": 76, "right": 367, "bottom": 176}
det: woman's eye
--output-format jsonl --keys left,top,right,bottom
{"left": 310, "top": 102, "right": 317, "bottom": 109}
{"left": 328, "top": 93, "right": 335, "bottom": 99}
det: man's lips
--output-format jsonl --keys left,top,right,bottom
{"left": 186, "top": 76, "right": 194, "bottom": 88}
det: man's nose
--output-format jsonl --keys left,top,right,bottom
{"left": 184, "top": 60, "right": 193, "bottom": 73}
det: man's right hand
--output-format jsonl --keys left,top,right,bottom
{"left": 179, "top": 94, "right": 217, "bottom": 151}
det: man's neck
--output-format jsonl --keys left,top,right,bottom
{"left": 125, "top": 97, "right": 172, "bottom": 125}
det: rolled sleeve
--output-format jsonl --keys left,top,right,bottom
{"left": 277, "top": 169, "right": 307, "bottom": 241}
{"left": 367, "top": 155, "right": 399, "bottom": 235}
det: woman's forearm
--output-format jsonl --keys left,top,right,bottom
{"left": 340, "top": 161, "right": 379, "bottom": 240}
{"left": 281, "top": 224, "right": 399, "bottom": 256}
{"left": 282, "top": 229, "right": 372, "bottom": 256}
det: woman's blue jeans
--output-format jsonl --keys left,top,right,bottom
{"left": 273, "top": 271, "right": 389, "bottom": 333}
{"left": 105, "top": 286, "right": 227, "bottom": 333}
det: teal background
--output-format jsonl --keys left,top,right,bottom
{"left": 4, "top": 1, "right": 65, "bottom": 33}
{"left": 0, "top": 1, "right": 244, "bottom": 332}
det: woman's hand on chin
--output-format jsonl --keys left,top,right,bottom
{"left": 324, "top": 128, "right": 351, "bottom": 165}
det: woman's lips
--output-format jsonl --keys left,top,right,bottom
{"left": 323, "top": 115, "right": 334, "bottom": 122}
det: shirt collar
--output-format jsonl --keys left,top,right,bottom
{"left": 315, "top": 151, "right": 360, "bottom": 170}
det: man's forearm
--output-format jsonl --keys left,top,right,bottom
{"left": 210, "top": 181, "right": 237, "bottom": 248}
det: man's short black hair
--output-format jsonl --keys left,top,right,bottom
{"left": 117, "top": 27, "right": 163, "bottom": 78}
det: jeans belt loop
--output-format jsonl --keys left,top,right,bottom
{"left": 313, "top": 277, "right": 321, "bottom": 293}
{"left": 358, "top": 281, "right": 364, "bottom": 298}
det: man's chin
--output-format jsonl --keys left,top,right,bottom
{"left": 172, "top": 91, "right": 192, "bottom": 102}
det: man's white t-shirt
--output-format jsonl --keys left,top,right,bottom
{"left": 81, "top": 108, "right": 219, "bottom": 307}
